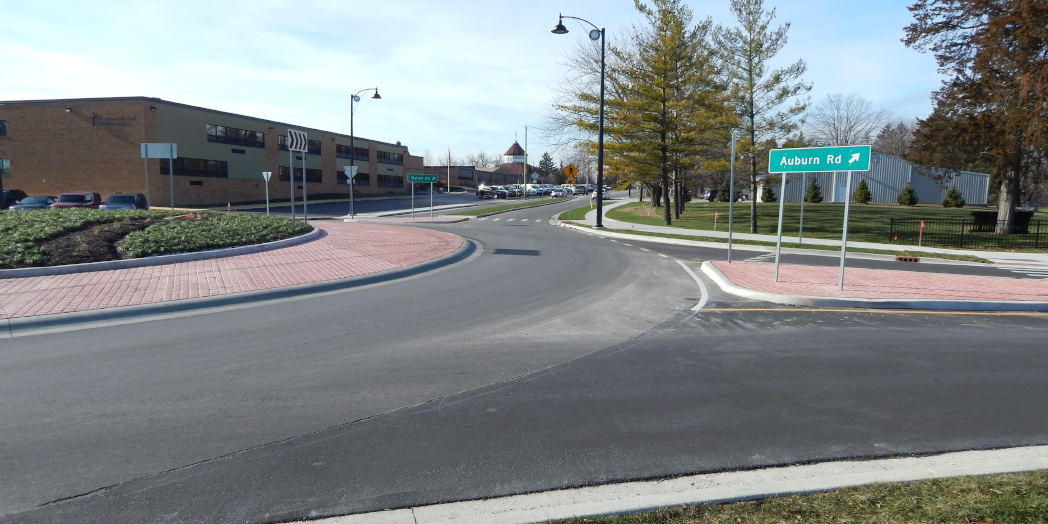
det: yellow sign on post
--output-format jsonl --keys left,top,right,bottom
{"left": 562, "top": 164, "right": 578, "bottom": 178}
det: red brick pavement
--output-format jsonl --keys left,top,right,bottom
{"left": 0, "top": 223, "right": 463, "bottom": 320}
{"left": 711, "top": 261, "right": 1048, "bottom": 302}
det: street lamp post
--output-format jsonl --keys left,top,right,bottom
{"left": 552, "top": 14, "right": 606, "bottom": 229}
{"left": 349, "top": 88, "right": 381, "bottom": 218}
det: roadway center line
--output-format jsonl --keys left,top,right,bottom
{"left": 506, "top": 218, "right": 515, "bottom": 222}
{"left": 492, "top": 218, "right": 501, "bottom": 221}
{"left": 640, "top": 248, "right": 650, "bottom": 252}
{"left": 675, "top": 260, "right": 709, "bottom": 311}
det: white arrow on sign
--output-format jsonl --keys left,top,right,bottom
{"left": 848, "top": 153, "right": 861, "bottom": 165}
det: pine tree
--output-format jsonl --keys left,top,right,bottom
{"left": 761, "top": 181, "right": 777, "bottom": 203}
{"left": 805, "top": 176, "right": 823, "bottom": 203}
{"left": 852, "top": 178, "right": 872, "bottom": 204}
{"left": 538, "top": 152, "right": 556, "bottom": 179}
{"left": 716, "top": 176, "right": 732, "bottom": 202}
{"left": 897, "top": 183, "right": 919, "bottom": 206}
{"left": 942, "top": 185, "right": 965, "bottom": 208}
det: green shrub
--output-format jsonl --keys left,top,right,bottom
{"left": 761, "top": 183, "right": 777, "bottom": 203}
{"left": 942, "top": 185, "right": 966, "bottom": 208}
{"left": 898, "top": 183, "right": 919, "bottom": 206}
{"left": 0, "top": 208, "right": 164, "bottom": 267}
{"left": 805, "top": 177, "right": 823, "bottom": 203}
{"left": 853, "top": 178, "right": 872, "bottom": 204}
{"left": 118, "top": 214, "right": 312, "bottom": 258}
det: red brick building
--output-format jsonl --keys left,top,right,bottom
{"left": 0, "top": 97, "right": 423, "bottom": 207}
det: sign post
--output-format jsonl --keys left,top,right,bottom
{"left": 141, "top": 143, "right": 177, "bottom": 210}
{"left": 768, "top": 145, "right": 871, "bottom": 289}
{"left": 407, "top": 174, "right": 438, "bottom": 220}
{"left": 262, "top": 171, "right": 272, "bottom": 215}
{"left": 343, "top": 166, "right": 358, "bottom": 218}
{"left": 287, "top": 129, "right": 308, "bottom": 225}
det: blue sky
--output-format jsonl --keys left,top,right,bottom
{"left": 0, "top": 0, "right": 943, "bottom": 163}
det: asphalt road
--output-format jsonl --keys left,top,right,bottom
{"left": 2, "top": 198, "right": 1046, "bottom": 523}
{"left": 237, "top": 192, "right": 523, "bottom": 217}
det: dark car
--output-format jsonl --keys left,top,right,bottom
{"left": 9, "top": 196, "right": 57, "bottom": 210}
{"left": 489, "top": 186, "right": 510, "bottom": 199}
{"left": 2, "top": 189, "right": 28, "bottom": 209}
{"left": 476, "top": 186, "right": 496, "bottom": 199}
{"left": 100, "top": 193, "right": 149, "bottom": 210}
{"left": 704, "top": 189, "right": 718, "bottom": 202}
{"left": 52, "top": 192, "right": 102, "bottom": 208}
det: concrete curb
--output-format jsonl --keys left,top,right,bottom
{"left": 470, "top": 197, "right": 577, "bottom": 219}
{"left": 0, "top": 226, "right": 322, "bottom": 279}
{"left": 2, "top": 238, "right": 477, "bottom": 338}
{"left": 554, "top": 220, "right": 995, "bottom": 266}
{"left": 700, "top": 261, "right": 1048, "bottom": 311}
{"left": 292, "top": 445, "right": 1048, "bottom": 524}
{"left": 346, "top": 217, "right": 471, "bottom": 224}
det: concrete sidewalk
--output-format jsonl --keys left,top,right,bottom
{"left": 568, "top": 198, "right": 1048, "bottom": 310}
{"left": 0, "top": 222, "right": 464, "bottom": 328}
{"left": 574, "top": 198, "right": 1048, "bottom": 266}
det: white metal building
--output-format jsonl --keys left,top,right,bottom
{"left": 759, "top": 152, "right": 990, "bottom": 205}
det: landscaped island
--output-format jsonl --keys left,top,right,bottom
{"left": 0, "top": 209, "right": 312, "bottom": 269}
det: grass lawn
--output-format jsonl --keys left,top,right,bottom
{"left": 449, "top": 197, "right": 569, "bottom": 216}
{"left": 607, "top": 202, "right": 1048, "bottom": 246}
{"left": 549, "top": 470, "right": 1048, "bottom": 524}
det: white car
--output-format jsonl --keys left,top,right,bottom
{"left": 551, "top": 187, "right": 568, "bottom": 197}
{"left": 590, "top": 189, "right": 611, "bottom": 200}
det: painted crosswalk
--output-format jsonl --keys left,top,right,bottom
{"left": 744, "top": 253, "right": 777, "bottom": 263}
{"left": 997, "top": 265, "right": 1048, "bottom": 279}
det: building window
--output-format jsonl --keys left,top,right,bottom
{"left": 0, "top": 159, "right": 9, "bottom": 174}
{"left": 0, "top": 120, "right": 7, "bottom": 136}
{"left": 278, "top": 166, "right": 322, "bottom": 183}
{"left": 377, "top": 151, "right": 403, "bottom": 165}
{"left": 160, "top": 157, "right": 229, "bottom": 178}
{"left": 278, "top": 136, "right": 321, "bottom": 155}
{"left": 207, "top": 124, "right": 264, "bottom": 148}
{"left": 377, "top": 174, "right": 403, "bottom": 188}
{"left": 337, "top": 170, "right": 370, "bottom": 186}
{"left": 335, "top": 144, "right": 369, "bottom": 161}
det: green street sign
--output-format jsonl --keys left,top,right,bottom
{"left": 407, "top": 173, "right": 438, "bottom": 183}
{"left": 768, "top": 145, "right": 871, "bottom": 173}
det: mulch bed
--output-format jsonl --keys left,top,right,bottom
{"left": 40, "top": 218, "right": 164, "bottom": 266}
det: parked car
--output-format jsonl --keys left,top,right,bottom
{"left": 476, "top": 185, "right": 496, "bottom": 199}
{"left": 573, "top": 185, "right": 589, "bottom": 195}
{"left": 99, "top": 193, "right": 149, "bottom": 210}
{"left": 8, "top": 195, "right": 57, "bottom": 210}
{"left": 51, "top": 192, "right": 102, "bottom": 208}
{"left": 703, "top": 189, "right": 718, "bottom": 202}
{"left": 489, "top": 185, "right": 510, "bottom": 199}
{"left": 550, "top": 187, "right": 568, "bottom": 198}
{"left": 2, "top": 189, "right": 28, "bottom": 209}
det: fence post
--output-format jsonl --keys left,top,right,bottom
{"left": 960, "top": 219, "right": 965, "bottom": 249}
{"left": 889, "top": 217, "right": 894, "bottom": 243}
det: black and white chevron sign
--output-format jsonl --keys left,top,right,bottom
{"left": 287, "top": 129, "right": 308, "bottom": 152}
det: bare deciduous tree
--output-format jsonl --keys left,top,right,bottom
{"left": 807, "top": 93, "right": 892, "bottom": 146}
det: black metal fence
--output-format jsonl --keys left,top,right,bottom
{"left": 888, "top": 217, "right": 1048, "bottom": 250}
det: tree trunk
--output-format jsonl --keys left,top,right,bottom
{"left": 995, "top": 166, "right": 1021, "bottom": 234}
{"left": 673, "top": 176, "right": 681, "bottom": 220}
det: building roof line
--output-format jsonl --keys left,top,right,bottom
{"left": 0, "top": 96, "right": 410, "bottom": 152}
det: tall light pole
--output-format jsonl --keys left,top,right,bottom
{"left": 349, "top": 88, "right": 381, "bottom": 218}
{"left": 552, "top": 14, "right": 606, "bottom": 229}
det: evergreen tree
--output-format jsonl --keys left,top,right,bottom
{"left": 761, "top": 180, "right": 777, "bottom": 202}
{"left": 904, "top": 0, "right": 1047, "bottom": 232}
{"left": 538, "top": 152, "right": 556, "bottom": 179}
{"left": 852, "top": 178, "right": 872, "bottom": 204}
{"left": 805, "top": 176, "right": 823, "bottom": 203}
{"left": 942, "top": 185, "right": 965, "bottom": 208}
{"left": 897, "top": 183, "right": 919, "bottom": 206}
{"left": 716, "top": 176, "right": 732, "bottom": 202}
